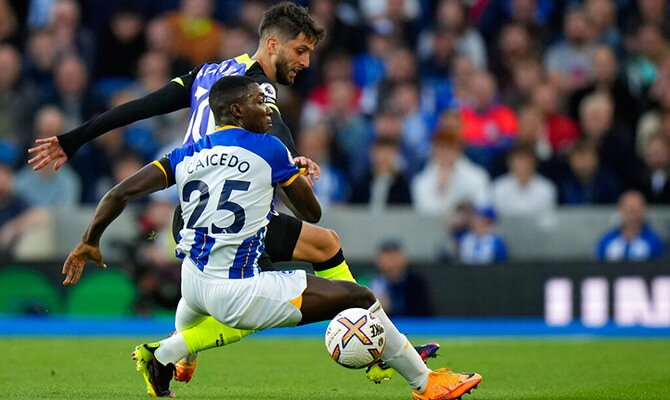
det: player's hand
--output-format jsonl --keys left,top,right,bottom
{"left": 62, "top": 242, "right": 107, "bottom": 286}
{"left": 294, "top": 156, "right": 320, "bottom": 188}
{"left": 28, "top": 136, "right": 68, "bottom": 171}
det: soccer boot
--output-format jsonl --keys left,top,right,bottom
{"left": 366, "top": 343, "right": 441, "bottom": 384}
{"left": 174, "top": 357, "right": 198, "bottom": 383}
{"left": 412, "top": 368, "right": 482, "bottom": 400}
{"left": 132, "top": 342, "right": 176, "bottom": 398}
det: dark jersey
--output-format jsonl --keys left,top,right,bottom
{"left": 58, "top": 54, "right": 298, "bottom": 158}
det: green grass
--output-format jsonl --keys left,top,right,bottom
{"left": 2, "top": 337, "right": 669, "bottom": 399}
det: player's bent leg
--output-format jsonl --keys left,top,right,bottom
{"left": 171, "top": 317, "right": 257, "bottom": 383}
{"left": 181, "top": 316, "right": 257, "bottom": 354}
{"left": 365, "top": 301, "right": 482, "bottom": 399}
{"left": 297, "top": 275, "right": 375, "bottom": 325}
{"left": 367, "top": 343, "right": 441, "bottom": 384}
{"left": 132, "top": 342, "right": 176, "bottom": 398}
{"left": 293, "top": 223, "right": 356, "bottom": 282}
{"left": 173, "top": 298, "right": 207, "bottom": 383}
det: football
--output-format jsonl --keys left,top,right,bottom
{"left": 324, "top": 308, "right": 386, "bottom": 369}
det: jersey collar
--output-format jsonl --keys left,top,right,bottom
{"left": 212, "top": 125, "right": 242, "bottom": 133}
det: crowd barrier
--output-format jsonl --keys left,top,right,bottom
{"left": 1, "top": 260, "right": 669, "bottom": 334}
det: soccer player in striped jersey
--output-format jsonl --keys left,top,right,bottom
{"left": 61, "top": 75, "right": 481, "bottom": 399}
{"left": 29, "top": 1, "right": 438, "bottom": 383}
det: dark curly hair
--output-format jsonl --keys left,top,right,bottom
{"left": 259, "top": 2, "right": 325, "bottom": 44}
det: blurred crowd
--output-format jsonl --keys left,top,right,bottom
{"left": 1, "top": 0, "right": 670, "bottom": 313}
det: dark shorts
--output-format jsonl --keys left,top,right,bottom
{"left": 264, "top": 212, "right": 303, "bottom": 262}
{"left": 171, "top": 207, "right": 303, "bottom": 267}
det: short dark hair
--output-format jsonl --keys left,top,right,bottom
{"left": 259, "top": 2, "right": 325, "bottom": 44}
{"left": 209, "top": 75, "right": 258, "bottom": 124}
{"left": 507, "top": 143, "right": 535, "bottom": 161}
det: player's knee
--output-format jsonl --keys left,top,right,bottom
{"left": 308, "top": 227, "right": 341, "bottom": 261}
{"left": 319, "top": 229, "right": 341, "bottom": 255}
{"left": 347, "top": 283, "right": 376, "bottom": 309}
{"left": 327, "top": 229, "right": 341, "bottom": 247}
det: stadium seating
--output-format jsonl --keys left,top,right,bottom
{"left": 64, "top": 270, "right": 137, "bottom": 316}
{"left": 0, "top": 268, "right": 60, "bottom": 315}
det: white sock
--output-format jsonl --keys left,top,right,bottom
{"left": 368, "top": 300, "right": 430, "bottom": 392}
{"left": 174, "top": 299, "right": 202, "bottom": 364}
{"left": 155, "top": 333, "right": 190, "bottom": 366}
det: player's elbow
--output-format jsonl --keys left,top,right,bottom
{"left": 301, "top": 203, "right": 321, "bottom": 223}
{"left": 105, "top": 185, "right": 132, "bottom": 204}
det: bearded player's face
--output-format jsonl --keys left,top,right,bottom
{"left": 275, "top": 33, "right": 315, "bottom": 85}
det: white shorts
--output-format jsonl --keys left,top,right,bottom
{"left": 180, "top": 257, "right": 307, "bottom": 331}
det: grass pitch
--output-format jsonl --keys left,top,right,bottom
{"left": 2, "top": 337, "right": 669, "bottom": 399}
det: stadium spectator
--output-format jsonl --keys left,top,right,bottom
{"left": 301, "top": 51, "right": 361, "bottom": 127}
{"left": 359, "top": 0, "right": 421, "bottom": 49}
{"left": 157, "top": 0, "right": 225, "bottom": 66}
{"left": 439, "top": 201, "right": 474, "bottom": 261}
{"left": 459, "top": 71, "right": 518, "bottom": 173}
{"left": 623, "top": 0, "right": 670, "bottom": 39}
{"left": 491, "top": 144, "right": 557, "bottom": 217}
{"left": 318, "top": 77, "right": 369, "bottom": 178}
{"left": 531, "top": 83, "right": 580, "bottom": 155}
{"left": 490, "top": 23, "right": 538, "bottom": 95}
{"left": 0, "top": 44, "right": 39, "bottom": 153}
{"left": 419, "top": 23, "right": 458, "bottom": 86}
{"left": 558, "top": 139, "right": 623, "bottom": 205}
{"left": 127, "top": 52, "right": 190, "bottom": 147}
{"left": 578, "top": 92, "right": 641, "bottom": 187}
{"left": 636, "top": 58, "right": 670, "bottom": 156}
{"left": 369, "top": 239, "right": 434, "bottom": 317}
{"left": 622, "top": 23, "right": 663, "bottom": 104}
{"left": 596, "top": 190, "right": 664, "bottom": 261}
{"left": 353, "top": 23, "right": 394, "bottom": 88}
{"left": 430, "top": 0, "right": 487, "bottom": 70}
{"left": 27, "top": 0, "right": 55, "bottom": 30}
{"left": 14, "top": 106, "right": 81, "bottom": 207}
{"left": 634, "top": 133, "right": 670, "bottom": 204}
{"left": 309, "top": 0, "right": 364, "bottom": 57}
{"left": 68, "top": 97, "right": 151, "bottom": 204}
{"left": 568, "top": 45, "right": 640, "bottom": 132}
{"left": 636, "top": 23, "right": 670, "bottom": 68}
{"left": 411, "top": 122, "right": 490, "bottom": 215}
{"left": 457, "top": 205, "right": 508, "bottom": 265}
{"left": 0, "top": 163, "right": 49, "bottom": 259}
{"left": 350, "top": 135, "right": 412, "bottom": 209}
{"left": 105, "top": 90, "right": 159, "bottom": 162}
{"left": 584, "top": 0, "right": 623, "bottom": 55}
{"left": 218, "top": 23, "right": 255, "bottom": 61}
{"left": 477, "top": 0, "right": 553, "bottom": 52}
{"left": 47, "top": 0, "right": 96, "bottom": 69}
{"left": 23, "top": 28, "right": 58, "bottom": 90}
{"left": 544, "top": 7, "right": 596, "bottom": 93}
{"left": 0, "top": 0, "right": 19, "bottom": 46}
{"left": 514, "top": 105, "right": 553, "bottom": 163}
{"left": 144, "top": 17, "right": 192, "bottom": 76}
{"left": 389, "top": 80, "right": 434, "bottom": 168}
{"left": 94, "top": 7, "right": 146, "bottom": 79}
{"left": 503, "top": 56, "right": 545, "bottom": 109}
{"left": 361, "top": 47, "right": 418, "bottom": 115}
{"left": 237, "top": 0, "right": 267, "bottom": 34}
{"left": 132, "top": 193, "right": 181, "bottom": 315}
{"left": 297, "top": 122, "right": 348, "bottom": 208}
{"left": 42, "top": 54, "right": 105, "bottom": 132}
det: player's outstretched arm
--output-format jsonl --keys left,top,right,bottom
{"left": 281, "top": 175, "right": 321, "bottom": 223}
{"left": 29, "top": 80, "right": 192, "bottom": 171}
{"left": 62, "top": 159, "right": 173, "bottom": 285}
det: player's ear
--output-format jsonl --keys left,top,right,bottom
{"left": 267, "top": 36, "right": 279, "bottom": 55}
{"left": 230, "top": 103, "right": 243, "bottom": 120}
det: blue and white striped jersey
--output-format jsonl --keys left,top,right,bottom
{"left": 179, "top": 54, "right": 279, "bottom": 145}
{"left": 166, "top": 125, "right": 301, "bottom": 279}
